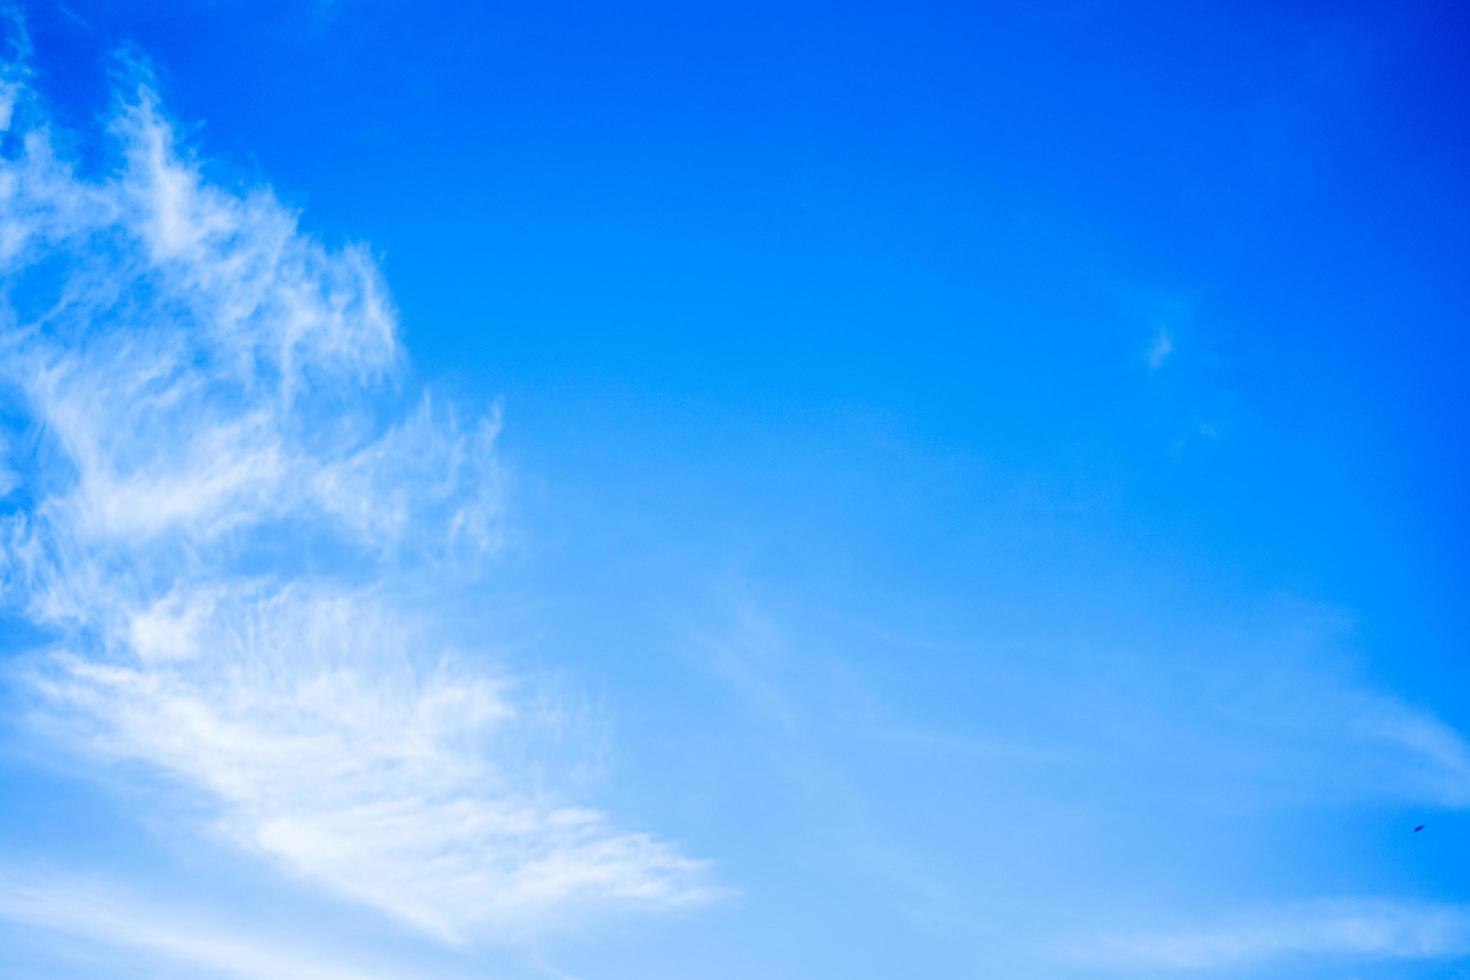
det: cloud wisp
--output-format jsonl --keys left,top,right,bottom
{"left": 1088, "top": 899, "right": 1470, "bottom": 971}
{"left": 0, "top": 869, "right": 416, "bottom": 980}
{"left": 1146, "top": 325, "right": 1173, "bottom": 370}
{"left": 0, "top": 38, "right": 709, "bottom": 942}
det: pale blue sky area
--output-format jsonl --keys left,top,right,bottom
{"left": 2, "top": 3, "right": 1469, "bottom": 978}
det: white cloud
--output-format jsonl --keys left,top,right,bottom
{"left": 1091, "top": 899, "right": 1470, "bottom": 970}
{"left": 1146, "top": 325, "right": 1173, "bottom": 370}
{"left": 0, "top": 38, "right": 709, "bottom": 941}
{"left": 0, "top": 868, "right": 422, "bottom": 980}
{"left": 1348, "top": 690, "right": 1470, "bottom": 807}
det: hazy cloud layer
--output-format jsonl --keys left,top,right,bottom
{"left": 0, "top": 41, "right": 708, "bottom": 940}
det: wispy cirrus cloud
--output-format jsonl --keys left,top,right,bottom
{"left": 0, "top": 29, "right": 709, "bottom": 942}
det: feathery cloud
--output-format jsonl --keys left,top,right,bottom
{"left": 0, "top": 34, "right": 709, "bottom": 941}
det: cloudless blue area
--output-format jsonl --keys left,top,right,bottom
{"left": 5, "top": 2, "right": 1470, "bottom": 977}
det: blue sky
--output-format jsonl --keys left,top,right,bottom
{"left": 1, "top": 1, "right": 1469, "bottom": 977}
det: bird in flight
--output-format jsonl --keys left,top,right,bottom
{"left": 1414, "top": 824, "right": 1426, "bottom": 833}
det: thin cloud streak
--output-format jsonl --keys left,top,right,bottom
{"left": 0, "top": 869, "right": 411, "bottom": 980}
{"left": 1088, "top": 899, "right": 1470, "bottom": 970}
